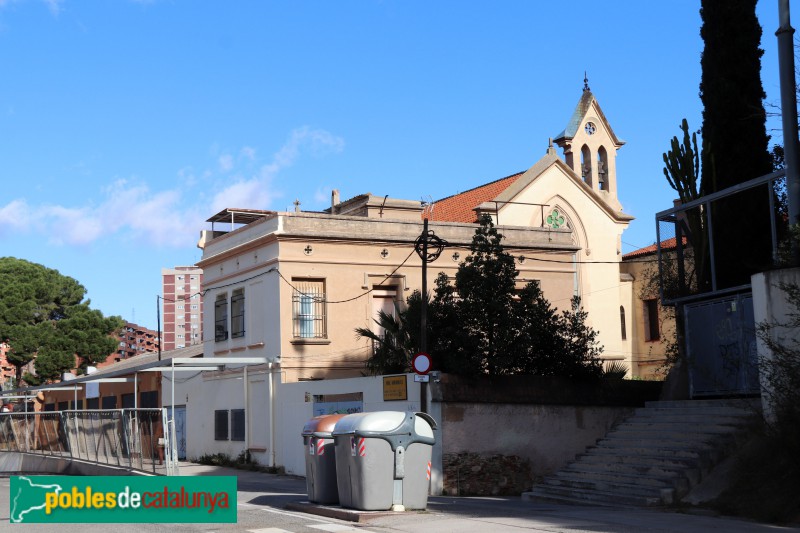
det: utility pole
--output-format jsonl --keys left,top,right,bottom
{"left": 420, "top": 217, "right": 429, "bottom": 355}
{"left": 157, "top": 296, "right": 162, "bottom": 361}
{"left": 778, "top": 0, "right": 800, "bottom": 260}
{"left": 414, "top": 209, "right": 447, "bottom": 414}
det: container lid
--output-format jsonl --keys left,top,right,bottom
{"left": 301, "top": 413, "right": 347, "bottom": 437}
{"left": 331, "top": 411, "right": 406, "bottom": 436}
{"left": 331, "top": 411, "right": 437, "bottom": 450}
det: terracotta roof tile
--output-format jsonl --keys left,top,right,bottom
{"left": 428, "top": 172, "right": 525, "bottom": 223}
{"left": 623, "top": 237, "right": 686, "bottom": 260}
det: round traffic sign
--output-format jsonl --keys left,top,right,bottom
{"left": 412, "top": 353, "right": 432, "bottom": 375}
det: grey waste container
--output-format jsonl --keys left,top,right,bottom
{"left": 332, "top": 411, "right": 436, "bottom": 511}
{"left": 302, "top": 414, "right": 346, "bottom": 504}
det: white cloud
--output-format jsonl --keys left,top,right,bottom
{"left": 0, "top": 199, "right": 32, "bottom": 232}
{"left": 240, "top": 146, "right": 256, "bottom": 161}
{"left": 210, "top": 178, "right": 275, "bottom": 214}
{"left": 210, "top": 126, "right": 343, "bottom": 214}
{"left": 0, "top": 0, "right": 64, "bottom": 17}
{"left": 43, "top": 0, "right": 62, "bottom": 16}
{"left": 42, "top": 204, "right": 103, "bottom": 245}
{"left": 2, "top": 126, "right": 343, "bottom": 248}
{"left": 218, "top": 154, "right": 233, "bottom": 173}
{"left": 17, "top": 179, "right": 202, "bottom": 248}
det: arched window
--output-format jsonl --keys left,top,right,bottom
{"left": 620, "top": 305, "right": 627, "bottom": 340}
{"left": 580, "top": 145, "right": 592, "bottom": 184}
{"left": 597, "top": 146, "right": 609, "bottom": 191}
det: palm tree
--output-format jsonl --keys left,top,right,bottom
{"left": 355, "top": 295, "right": 421, "bottom": 375}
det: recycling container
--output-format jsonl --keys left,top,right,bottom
{"left": 332, "top": 411, "right": 436, "bottom": 511}
{"left": 302, "top": 413, "right": 347, "bottom": 504}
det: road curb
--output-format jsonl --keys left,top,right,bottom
{"left": 285, "top": 501, "right": 404, "bottom": 522}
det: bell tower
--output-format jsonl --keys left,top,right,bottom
{"left": 553, "top": 76, "right": 625, "bottom": 211}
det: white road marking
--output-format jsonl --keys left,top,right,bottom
{"left": 309, "top": 525, "right": 371, "bottom": 532}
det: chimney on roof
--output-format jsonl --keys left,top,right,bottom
{"left": 547, "top": 138, "right": 557, "bottom": 156}
{"left": 331, "top": 189, "right": 340, "bottom": 211}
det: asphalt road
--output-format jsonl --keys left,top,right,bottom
{"left": 1, "top": 464, "right": 797, "bottom": 533}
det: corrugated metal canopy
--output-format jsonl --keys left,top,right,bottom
{"left": 205, "top": 208, "right": 275, "bottom": 225}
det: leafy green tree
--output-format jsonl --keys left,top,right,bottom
{"left": 0, "top": 257, "right": 122, "bottom": 384}
{"left": 360, "top": 217, "right": 603, "bottom": 379}
{"left": 557, "top": 297, "right": 603, "bottom": 378}
{"left": 57, "top": 303, "right": 123, "bottom": 372}
{"left": 502, "top": 279, "right": 561, "bottom": 375}
{"left": 443, "top": 217, "right": 603, "bottom": 378}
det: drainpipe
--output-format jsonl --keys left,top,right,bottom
{"left": 244, "top": 365, "right": 249, "bottom": 452}
{"left": 268, "top": 362, "right": 276, "bottom": 468}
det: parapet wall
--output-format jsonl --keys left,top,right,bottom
{"left": 0, "top": 453, "right": 142, "bottom": 476}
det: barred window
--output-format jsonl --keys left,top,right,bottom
{"left": 231, "top": 289, "right": 245, "bottom": 339}
{"left": 214, "top": 410, "right": 229, "bottom": 441}
{"left": 215, "top": 294, "right": 228, "bottom": 342}
{"left": 292, "top": 279, "right": 327, "bottom": 339}
{"left": 231, "top": 409, "right": 245, "bottom": 441}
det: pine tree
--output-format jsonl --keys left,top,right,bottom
{"left": 452, "top": 215, "right": 521, "bottom": 375}
{"left": 0, "top": 257, "right": 123, "bottom": 384}
{"left": 359, "top": 217, "right": 603, "bottom": 378}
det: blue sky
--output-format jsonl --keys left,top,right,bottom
{"left": 0, "top": 0, "right": 788, "bottom": 331}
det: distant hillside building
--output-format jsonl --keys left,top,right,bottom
{"left": 98, "top": 321, "right": 160, "bottom": 370}
{"left": 0, "top": 341, "right": 16, "bottom": 389}
{"left": 161, "top": 266, "right": 204, "bottom": 350}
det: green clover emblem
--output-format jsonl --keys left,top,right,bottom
{"left": 547, "top": 209, "right": 565, "bottom": 229}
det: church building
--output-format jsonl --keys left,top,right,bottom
{"left": 196, "top": 81, "right": 656, "bottom": 386}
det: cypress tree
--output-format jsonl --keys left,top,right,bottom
{"left": 699, "top": 0, "right": 774, "bottom": 287}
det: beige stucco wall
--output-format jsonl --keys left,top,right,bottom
{"left": 495, "top": 162, "right": 632, "bottom": 369}
{"left": 441, "top": 402, "right": 632, "bottom": 480}
{"left": 620, "top": 257, "right": 673, "bottom": 379}
{"left": 752, "top": 267, "right": 800, "bottom": 422}
{"left": 198, "top": 211, "right": 580, "bottom": 383}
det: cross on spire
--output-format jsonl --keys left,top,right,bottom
{"left": 583, "top": 71, "right": 590, "bottom": 92}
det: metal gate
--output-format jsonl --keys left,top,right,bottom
{"left": 684, "top": 293, "right": 760, "bottom": 397}
{"left": 173, "top": 406, "right": 186, "bottom": 460}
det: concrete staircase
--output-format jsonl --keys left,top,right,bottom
{"left": 522, "top": 399, "right": 759, "bottom": 507}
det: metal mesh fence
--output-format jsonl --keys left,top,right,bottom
{"left": 0, "top": 408, "right": 175, "bottom": 475}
